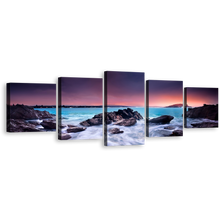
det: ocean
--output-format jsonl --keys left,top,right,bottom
{"left": 59, "top": 107, "right": 145, "bottom": 143}
{"left": 33, "top": 107, "right": 184, "bottom": 138}
{"left": 32, "top": 107, "right": 216, "bottom": 136}
{"left": 148, "top": 107, "right": 183, "bottom": 137}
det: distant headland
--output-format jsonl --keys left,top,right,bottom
{"left": 165, "top": 104, "right": 189, "bottom": 108}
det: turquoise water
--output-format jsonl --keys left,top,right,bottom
{"left": 59, "top": 107, "right": 145, "bottom": 143}
{"left": 34, "top": 107, "right": 183, "bottom": 138}
{"left": 148, "top": 107, "right": 182, "bottom": 119}
{"left": 148, "top": 107, "right": 183, "bottom": 137}
{"left": 34, "top": 108, "right": 56, "bottom": 115}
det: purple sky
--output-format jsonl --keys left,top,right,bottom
{"left": 105, "top": 71, "right": 145, "bottom": 106}
{"left": 8, "top": 83, "right": 56, "bottom": 105}
{"left": 59, "top": 77, "right": 102, "bottom": 105}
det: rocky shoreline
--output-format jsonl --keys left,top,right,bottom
{"left": 7, "top": 104, "right": 56, "bottom": 132}
{"left": 185, "top": 104, "right": 218, "bottom": 128}
{"left": 8, "top": 104, "right": 218, "bottom": 136}
{"left": 185, "top": 104, "right": 218, "bottom": 121}
{"left": 60, "top": 108, "right": 143, "bottom": 140}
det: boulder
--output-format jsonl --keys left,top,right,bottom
{"left": 80, "top": 117, "right": 102, "bottom": 126}
{"left": 186, "top": 104, "right": 218, "bottom": 121}
{"left": 191, "top": 122, "right": 218, "bottom": 128}
{"left": 8, "top": 104, "right": 54, "bottom": 120}
{"left": 59, "top": 133, "right": 72, "bottom": 140}
{"left": 79, "top": 108, "right": 143, "bottom": 127}
{"left": 7, "top": 119, "right": 39, "bottom": 132}
{"left": 67, "top": 126, "right": 86, "bottom": 133}
{"left": 109, "top": 128, "right": 124, "bottom": 134}
{"left": 40, "top": 120, "right": 56, "bottom": 129}
{"left": 170, "top": 130, "right": 183, "bottom": 136}
{"left": 133, "top": 111, "right": 144, "bottom": 120}
{"left": 113, "top": 118, "right": 137, "bottom": 126}
{"left": 148, "top": 115, "right": 174, "bottom": 124}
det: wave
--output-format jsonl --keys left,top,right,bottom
{"left": 148, "top": 118, "right": 183, "bottom": 137}
{"left": 185, "top": 118, "right": 218, "bottom": 128}
{"left": 106, "top": 120, "right": 145, "bottom": 146}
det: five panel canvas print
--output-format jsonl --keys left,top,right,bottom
{"left": 6, "top": 78, "right": 219, "bottom": 141}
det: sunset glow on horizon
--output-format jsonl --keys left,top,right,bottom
{"left": 185, "top": 87, "right": 218, "bottom": 107}
{"left": 148, "top": 80, "right": 183, "bottom": 107}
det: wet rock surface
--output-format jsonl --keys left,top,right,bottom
{"left": 7, "top": 119, "right": 40, "bottom": 132}
{"left": 8, "top": 104, "right": 54, "bottom": 120}
{"left": 109, "top": 128, "right": 124, "bottom": 134}
{"left": 191, "top": 122, "right": 218, "bottom": 128}
{"left": 186, "top": 104, "right": 218, "bottom": 121}
{"left": 7, "top": 105, "right": 56, "bottom": 132}
{"left": 113, "top": 118, "right": 137, "bottom": 126}
{"left": 40, "top": 120, "right": 56, "bottom": 129}
{"left": 80, "top": 108, "right": 143, "bottom": 127}
{"left": 170, "top": 130, "right": 183, "bottom": 136}
{"left": 67, "top": 126, "right": 86, "bottom": 133}
{"left": 148, "top": 115, "right": 174, "bottom": 124}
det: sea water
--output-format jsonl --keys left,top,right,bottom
{"left": 148, "top": 107, "right": 183, "bottom": 137}
{"left": 59, "top": 107, "right": 145, "bottom": 143}
{"left": 106, "top": 107, "right": 145, "bottom": 146}
{"left": 34, "top": 107, "right": 183, "bottom": 138}
{"left": 59, "top": 108, "right": 103, "bottom": 140}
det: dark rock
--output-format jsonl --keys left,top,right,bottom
{"left": 8, "top": 104, "right": 54, "bottom": 120}
{"left": 59, "top": 133, "right": 72, "bottom": 140}
{"left": 164, "top": 126, "right": 175, "bottom": 130}
{"left": 59, "top": 124, "right": 67, "bottom": 128}
{"left": 109, "top": 128, "right": 124, "bottom": 134}
{"left": 105, "top": 119, "right": 112, "bottom": 124}
{"left": 7, "top": 119, "right": 40, "bottom": 132}
{"left": 191, "top": 122, "right": 218, "bottom": 128}
{"left": 67, "top": 126, "right": 86, "bottom": 133}
{"left": 80, "top": 117, "right": 102, "bottom": 126}
{"left": 148, "top": 115, "right": 174, "bottom": 124}
{"left": 186, "top": 104, "right": 218, "bottom": 121}
{"left": 113, "top": 118, "right": 137, "bottom": 126}
{"left": 40, "top": 120, "right": 56, "bottom": 129}
{"left": 67, "top": 125, "right": 77, "bottom": 127}
{"left": 79, "top": 108, "right": 143, "bottom": 127}
{"left": 133, "top": 111, "right": 144, "bottom": 120}
{"left": 170, "top": 130, "right": 183, "bottom": 136}
{"left": 93, "top": 113, "right": 103, "bottom": 118}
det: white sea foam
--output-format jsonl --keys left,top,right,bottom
{"left": 106, "top": 120, "right": 145, "bottom": 146}
{"left": 148, "top": 118, "right": 183, "bottom": 137}
{"left": 185, "top": 118, "right": 218, "bottom": 128}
